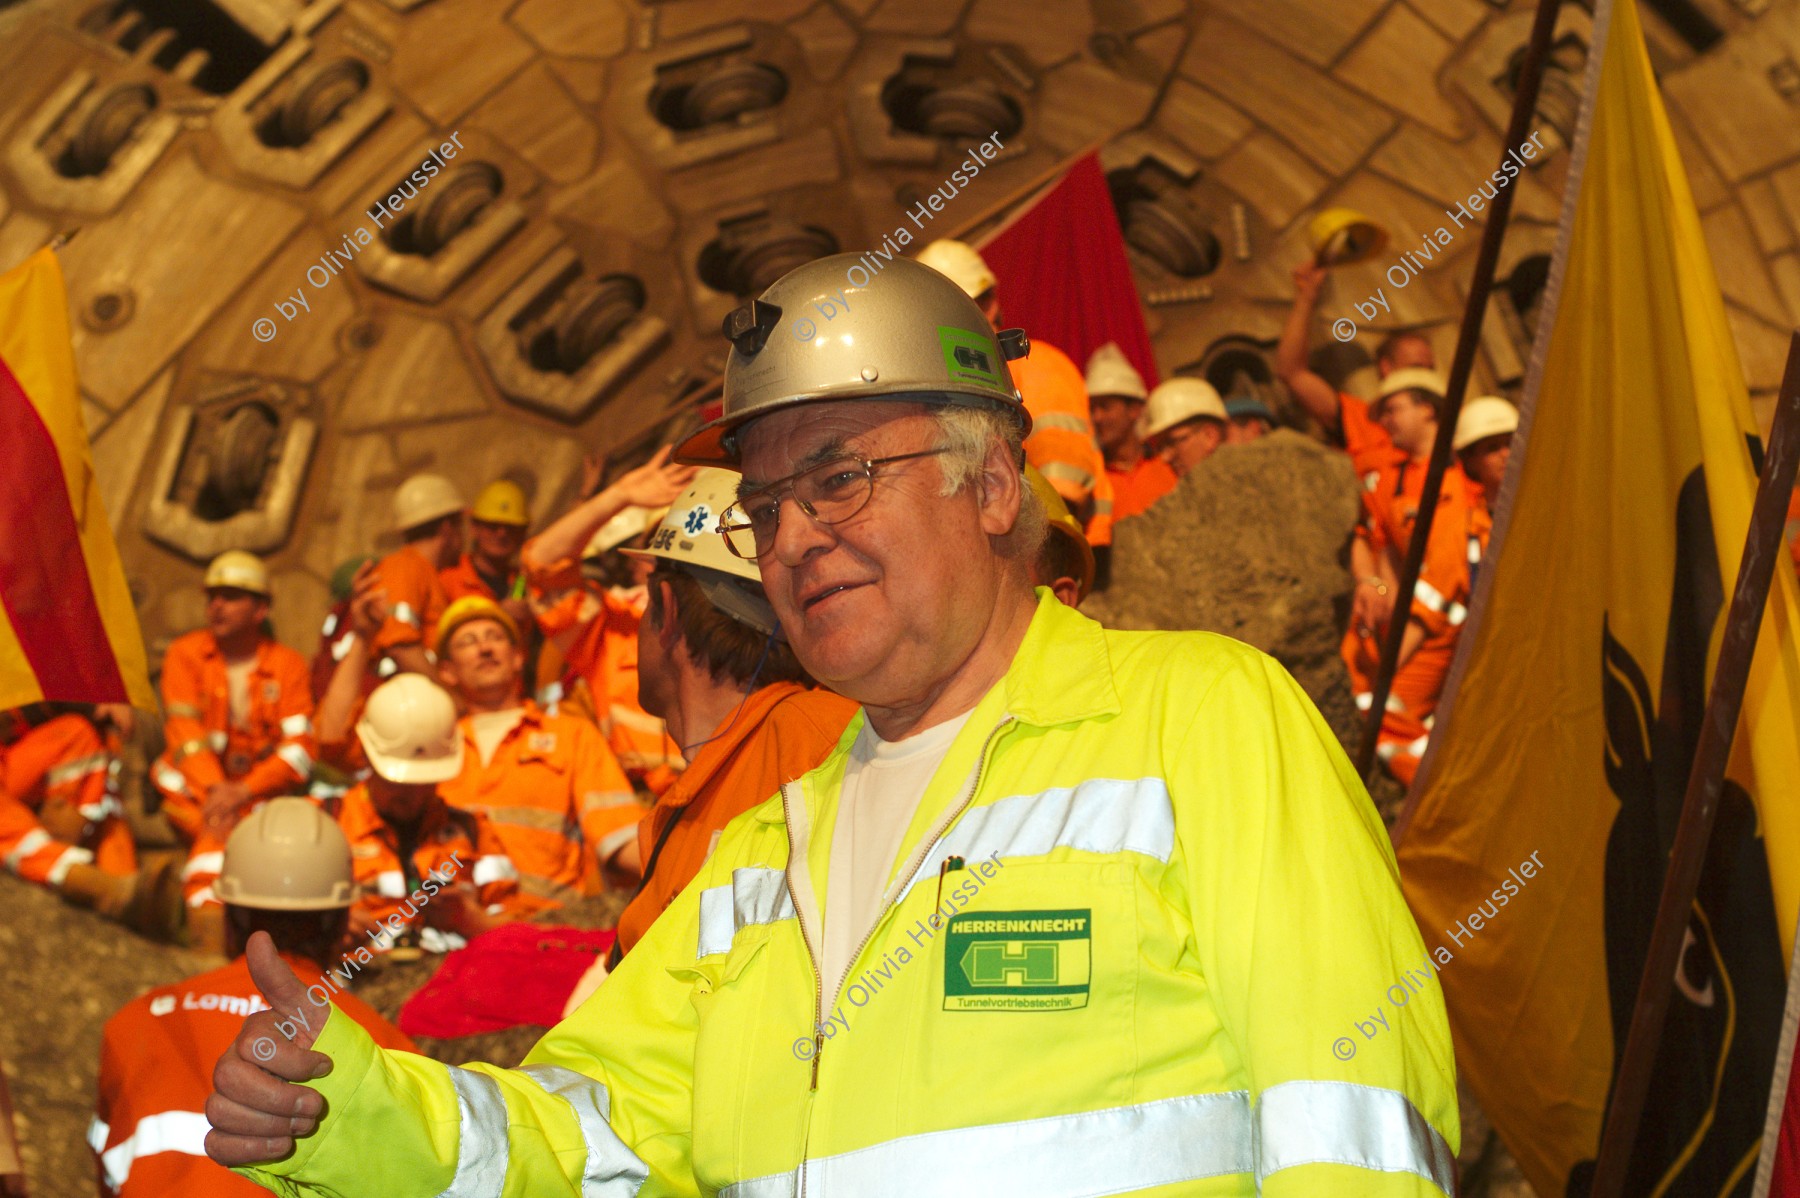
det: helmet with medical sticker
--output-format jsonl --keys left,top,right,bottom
{"left": 203, "top": 550, "right": 271, "bottom": 597}
{"left": 622, "top": 469, "right": 778, "bottom": 635}
{"left": 216, "top": 797, "right": 354, "bottom": 911}
{"left": 674, "top": 254, "right": 1031, "bottom": 466}
{"left": 355, "top": 674, "right": 465, "bottom": 785}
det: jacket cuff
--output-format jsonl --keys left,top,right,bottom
{"left": 232, "top": 1002, "right": 378, "bottom": 1186}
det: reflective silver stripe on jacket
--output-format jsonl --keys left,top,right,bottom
{"left": 277, "top": 742, "right": 314, "bottom": 777}
{"left": 154, "top": 762, "right": 191, "bottom": 794}
{"left": 91, "top": 1110, "right": 211, "bottom": 1191}
{"left": 394, "top": 602, "right": 420, "bottom": 629}
{"left": 514, "top": 1064, "right": 649, "bottom": 1196}
{"left": 696, "top": 866, "right": 795, "bottom": 958}
{"left": 46, "top": 751, "right": 110, "bottom": 788}
{"left": 897, "top": 777, "right": 1176, "bottom": 900}
{"left": 280, "top": 713, "right": 313, "bottom": 736}
{"left": 1257, "top": 1079, "right": 1455, "bottom": 1192}
{"left": 1412, "top": 579, "right": 1468, "bottom": 626}
{"left": 47, "top": 844, "right": 93, "bottom": 885}
{"left": 208, "top": 730, "right": 229, "bottom": 752}
{"left": 721, "top": 1092, "right": 1254, "bottom": 1198}
{"left": 472, "top": 854, "right": 518, "bottom": 887}
{"left": 4, "top": 829, "right": 52, "bottom": 872}
{"left": 375, "top": 869, "right": 408, "bottom": 898}
{"left": 182, "top": 851, "right": 225, "bottom": 880}
{"left": 438, "top": 1066, "right": 510, "bottom": 1197}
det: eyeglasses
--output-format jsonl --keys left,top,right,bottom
{"left": 718, "top": 448, "right": 951, "bottom": 560}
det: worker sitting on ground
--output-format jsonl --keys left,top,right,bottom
{"left": 917, "top": 238, "right": 1115, "bottom": 545}
{"left": 151, "top": 551, "right": 315, "bottom": 953}
{"left": 1087, "top": 341, "right": 1175, "bottom": 520}
{"left": 327, "top": 674, "right": 527, "bottom": 952}
{"left": 369, "top": 473, "right": 463, "bottom": 677}
{"left": 3, "top": 703, "right": 182, "bottom": 939}
{"left": 92, "top": 798, "right": 413, "bottom": 1197}
{"left": 431, "top": 595, "right": 640, "bottom": 903}
{"left": 1025, "top": 465, "right": 1096, "bottom": 607}
{"left": 600, "top": 470, "right": 856, "bottom": 966}
{"left": 1277, "top": 257, "right": 1438, "bottom": 482}
{"left": 211, "top": 252, "right": 1456, "bottom": 1197}
{"left": 1144, "top": 376, "right": 1230, "bottom": 479}
{"left": 523, "top": 448, "right": 697, "bottom": 795}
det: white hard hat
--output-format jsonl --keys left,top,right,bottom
{"left": 392, "top": 473, "right": 465, "bottom": 533}
{"left": 582, "top": 505, "right": 668, "bottom": 559}
{"left": 1375, "top": 367, "right": 1448, "bottom": 401}
{"left": 217, "top": 798, "right": 354, "bottom": 911}
{"left": 204, "top": 550, "right": 270, "bottom": 597}
{"left": 623, "top": 469, "right": 778, "bottom": 635}
{"left": 914, "top": 239, "right": 997, "bottom": 300}
{"left": 355, "top": 674, "right": 464, "bottom": 784}
{"left": 1085, "top": 342, "right": 1147, "bottom": 401}
{"left": 1143, "top": 377, "right": 1227, "bottom": 439}
{"left": 1454, "top": 396, "right": 1520, "bottom": 452}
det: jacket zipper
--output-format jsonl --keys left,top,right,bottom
{"left": 781, "top": 714, "right": 1016, "bottom": 1193}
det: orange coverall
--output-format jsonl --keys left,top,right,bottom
{"left": 1, "top": 711, "right": 133, "bottom": 886}
{"left": 1343, "top": 462, "right": 1490, "bottom": 785}
{"left": 153, "top": 632, "right": 315, "bottom": 907}
{"left": 329, "top": 783, "right": 528, "bottom": 949}
{"left": 1105, "top": 456, "right": 1179, "bottom": 521}
{"left": 92, "top": 954, "right": 413, "bottom": 1197}
{"left": 372, "top": 543, "right": 449, "bottom": 659}
{"left": 1337, "top": 391, "right": 1409, "bottom": 485}
{"left": 1010, "top": 340, "right": 1115, "bottom": 546}
{"left": 614, "top": 682, "right": 858, "bottom": 960}
{"left": 438, "top": 701, "right": 640, "bottom": 902}
{"left": 527, "top": 555, "right": 684, "bottom": 795}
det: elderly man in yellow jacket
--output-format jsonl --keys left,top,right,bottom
{"left": 206, "top": 255, "right": 1458, "bottom": 1196}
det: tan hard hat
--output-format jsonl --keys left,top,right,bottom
{"left": 355, "top": 674, "right": 465, "bottom": 784}
{"left": 435, "top": 595, "right": 521, "bottom": 656}
{"left": 471, "top": 479, "right": 529, "bottom": 526}
{"left": 622, "top": 469, "right": 777, "bottom": 635}
{"left": 392, "top": 473, "right": 465, "bottom": 533}
{"left": 1375, "top": 367, "right": 1448, "bottom": 401}
{"left": 582, "top": 505, "right": 666, "bottom": 559}
{"left": 676, "top": 254, "right": 1030, "bottom": 466}
{"left": 1454, "top": 396, "right": 1520, "bottom": 452}
{"left": 1143, "top": 377, "right": 1227, "bottom": 439}
{"left": 1024, "top": 465, "right": 1095, "bottom": 602}
{"left": 1308, "top": 208, "right": 1390, "bottom": 268}
{"left": 203, "top": 550, "right": 271, "bottom": 597}
{"left": 914, "top": 239, "right": 998, "bottom": 300}
{"left": 215, "top": 797, "right": 354, "bottom": 911}
{"left": 1085, "top": 342, "right": 1148, "bottom": 402}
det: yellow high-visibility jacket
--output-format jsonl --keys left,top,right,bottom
{"left": 242, "top": 592, "right": 1459, "bottom": 1197}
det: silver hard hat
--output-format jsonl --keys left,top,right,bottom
{"left": 675, "top": 253, "right": 1032, "bottom": 466}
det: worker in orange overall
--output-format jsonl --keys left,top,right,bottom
{"left": 523, "top": 448, "right": 698, "bottom": 796}
{"left": 92, "top": 798, "right": 413, "bottom": 1196}
{"left": 3, "top": 703, "right": 182, "bottom": 938}
{"left": 1086, "top": 342, "right": 1176, "bottom": 521}
{"left": 152, "top": 552, "right": 315, "bottom": 952}
{"left": 433, "top": 595, "right": 640, "bottom": 903}
{"left": 370, "top": 473, "right": 464, "bottom": 678}
{"left": 328, "top": 673, "right": 528, "bottom": 953}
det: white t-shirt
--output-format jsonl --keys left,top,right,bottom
{"left": 468, "top": 707, "right": 525, "bottom": 767}
{"left": 224, "top": 658, "right": 256, "bottom": 729}
{"left": 821, "top": 710, "right": 974, "bottom": 1011}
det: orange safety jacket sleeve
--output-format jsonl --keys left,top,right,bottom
{"left": 1, "top": 715, "right": 116, "bottom": 886}
{"left": 571, "top": 719, "right": 644, "bottom": 866}
{"left": 240, "top": 647, "right": 317, "bottom": 799}
{"left": 160, "top": 639, "right": 228, "bottom": 795}
{"left": 373, "top": 548, "right": 448, "bottom": 654}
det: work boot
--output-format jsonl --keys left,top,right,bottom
{"left": 59, "top": 858, "right": 186, "bottom": 943}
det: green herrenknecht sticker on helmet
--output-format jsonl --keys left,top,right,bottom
{"left": 938, "top": 327, "right": 1005, "bottom": 389}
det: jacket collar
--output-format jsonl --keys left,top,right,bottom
{"left": 663, "top": 681, "right": 810, "bottom": 811}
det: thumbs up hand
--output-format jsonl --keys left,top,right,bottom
{"left": 204, "top": 932, "right": 335, "bottom": 1166}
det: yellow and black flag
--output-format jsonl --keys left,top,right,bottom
{"left": 1394, "top": 0, "right": 1800, "bottom": 1192}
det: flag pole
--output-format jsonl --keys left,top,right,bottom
{"left": 1590, "top": 332, "right": 1800, "bottom": 1197}
{"left": 1352, "top": 0, "right": 1570, "bottom": 779}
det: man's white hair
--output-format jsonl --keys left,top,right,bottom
{"left": 932, "top": 405, "right": 1048, "bottom": 563}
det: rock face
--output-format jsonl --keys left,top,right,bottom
{"left": 1084, "top": 429, "right": 1363, "bottom": 752}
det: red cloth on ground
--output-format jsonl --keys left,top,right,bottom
{"left": 398, "top": 923, "right": 617, "bottom": 1038}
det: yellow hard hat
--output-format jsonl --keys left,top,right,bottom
{"left": 435, "top": 594, "right": 521, "bottom": 656}
{"left": 392, "top": 473, "right": 465, "bottom": 533}
{"left": 1308, "top": 208, "right": 1390, "bottom": 268}
{"left": 216, "top": 798, "right": 354, "bottom": 911}
{"left": 914, "top": 239, "right": 997, "bottom": 300}
{"left": 471, "top": 479, "right": 529, "bottom": 526}
{"left": 1454, "top": 396, "right": 1520, "bottom": 452}
{"left": 355, "top": 674, "right": 465, "bottom": 784}
{"left": 1024, "top": 465, "right": 1095, "bottom": 602}
{"left": 203, "top": 550, "right": 271, "bottom": 597}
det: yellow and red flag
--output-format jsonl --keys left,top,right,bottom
{"left": 1393, "top": 0, "right": 1800, "bottom": 1191}
{"left": 0, "top": 247, "right": 154, "bottom": 711}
